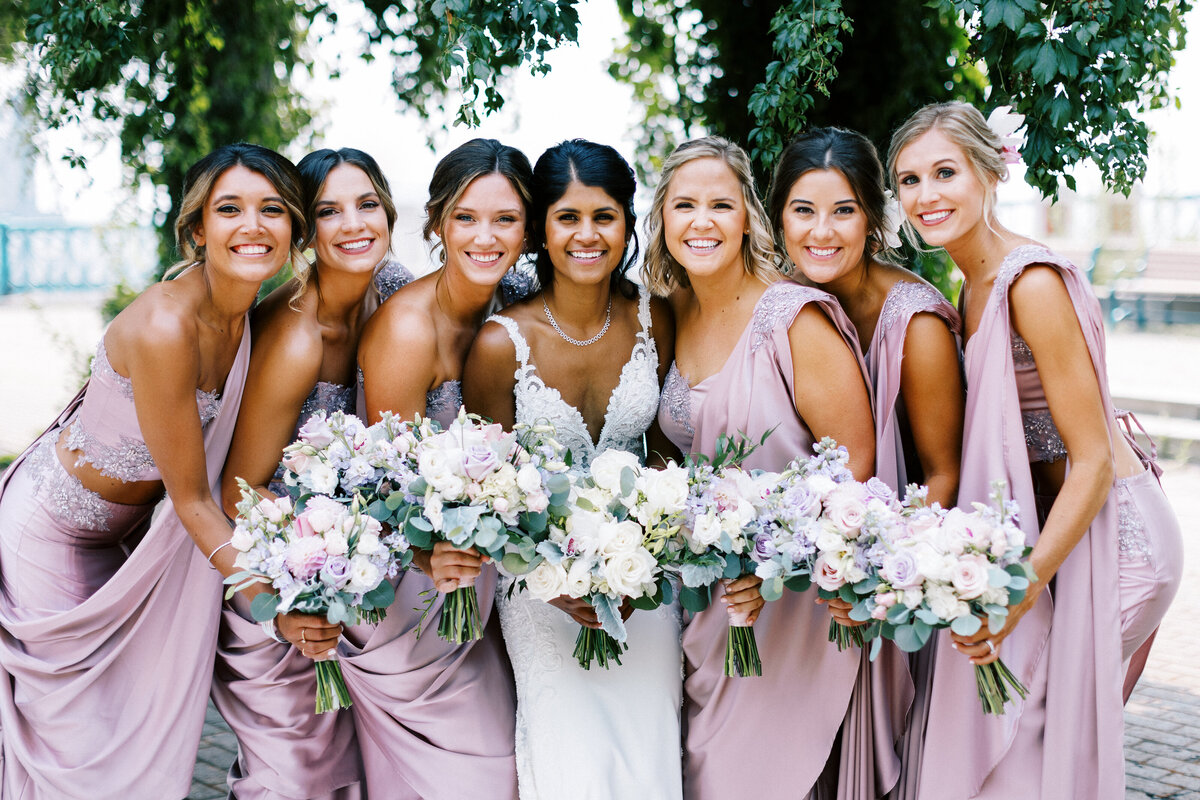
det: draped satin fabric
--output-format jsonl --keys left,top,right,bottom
{"left": 0, "top": 322, "right": 251, "bottom": 799}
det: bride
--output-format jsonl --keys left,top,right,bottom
{"left": 461, "top": 139, "right": 683, "bottom": 799}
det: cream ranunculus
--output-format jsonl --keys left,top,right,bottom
{"left": 926, "top": 583, "right": 970, "bottom": 621}
{"left": 356, "top": 530, "right": 382, "bottom": 556}
{"left": 346, "top": 554, "right": 383, "bottom": 594}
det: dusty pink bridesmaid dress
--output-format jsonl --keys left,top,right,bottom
{"left": 909, "top": 245, "right": 1182, "bottom": 799}
{"left": 658, "top": 280, "right": 871, "bottom": 800}
{"left": 0, "top": 323, "right": 250, "bottom": 799}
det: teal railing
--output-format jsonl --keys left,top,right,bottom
{"left": 0, "top": 221, "right": 157, "bottom": 295}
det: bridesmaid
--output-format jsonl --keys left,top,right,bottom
{"left": 462, "top": 139, "right": 682, "bottom": 799}
{"left": 0, "top": 143, "right": 305, "bottom": 798}
{"left": 766, "top": 127, "right": 964, "bottom": 798}
{"left": 645, "top": 135, "right": 876, "bottom": 800}
{"left": 213, "top": 147, "right": 414, "bottom": 800}
{"left": 888, "top": 101, "right": 1183, "bottom": 799}
{"left": 344, "top": 138, "right": 529, "bottom": 799}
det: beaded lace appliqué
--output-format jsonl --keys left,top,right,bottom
{"left": 63, "top": 421, "right": 157, "bottom": 482}
{"left": 877, "top": 281, "right": 952, "bottom": 338}
{"left": 426, "top": 381, "right": 463, "bottom": 420}
{"left": 27, "top": 436, "right": 113, "bottom": 530}
{"left": 500, "top": 268, "right": 539, "bottom": 308}
{"left": 489, "top": 291, "right": 661, "bottom": 470}
{"left": 750, "top": 282, "right": 824, "bottom": 354}
{"left": 373, "top": 258, "right": 415, "bottom": 303}
{"left": 1010, "top": 331, "right": 1068, "bottom": 463}
{"left": 662, "top": 362, "right": 694, "bottom": 438}
{"left": 1115, "top": 480, "right": 1152, "bottom": 563}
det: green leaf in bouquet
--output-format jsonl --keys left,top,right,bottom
{"left": 951, "top": 614, "right": 982, "bottom": 637}
{"left": 679, "top": 583, "right": 712, "bottom": 613}
{"left": 660, "top": 579, "right": 674, "bottom": 606}
{"left": 293, "top": 494, "right": 311, "bottom": 514}
{"left": 472, "top": 515, "right": 502, "bottom": 551}
{"left": 628, "top": 594, "right": 659, "bottom": 611}
{"left": 849, "top": 601, "right": 873, "bottom": 622}
{"left": 988, "top": 566, "right": 1011, "bottom": 588}
{"left": 720, "top": 553, "right": 743, "bottom": 580}
{"left": 886, "top": 604, "right": 913, "bottom": 625}
{"left": 385, "top": 492, "right": 408, "bottom": 511}
{"left": 894, "top": 624, "right": 925, "bottom": 653}
{"left": 592, "top": 594, "right": 628, "bottom": 643}
{"left": 501, "top": 551, "right": 538, "bottom": 576}
{"left": 628, "top": 579, "right": 667, "bottom": 610}
{"left": 408, "top": 515, "right": 433, "bottom": 531}
{"left": 368, "top": 498, "right": 393, "bottom": 522}
{"left": 987, "top": 610, "right": 1009, "bottom": 635}
{"left": 838, "top": 584, "right": 858, "bottom": 604}
{"left": 869, "top": 635, "right": 884, "bottom": 662}
{"left": 680, "top": 560, "right": 725, "bottom": 588}
{"left": 363, "top": 579, "right": 396, "bottom": 612}
{"left": 852, "top": 575, "right": 880, "bottom": 593}
{"left": 619, "top": 466, "right": 637, "bottom": 498}
{"left": 327, "top": 597, "right": 350, "bottom": 625}
{"left": 250, "top": 592, "right": 280, "bottom": 623}
{"left": 519, "top": 510, "right": 548, "bottom": 534}
{"left": 408, "top": 477, "right": 429, "bottom": 496}
{"left": 404, "top": 517, "right": 433, "bottom": 549}
{"left": 759, "top": 575, "right": 784, "bottom": 602}
{"left": 783, "top": 575, "right": 812, "bottom": 593}
{"left": 912, "top": 618, "right": 933, "bottom": 646}
{"left": 575, "top": 496, "right": 597, "bottom": 512}
{"left": 915, "top": 608, "right": 942, "bottom": 626}
{"left": 1007, "top": 585, "right": 1029, "bottom": 606}
{"left": 546, "top": 473, "right": 571, "bottom": 496}
{"left": 610, "top": 503, "right": 629, "bottom": 522}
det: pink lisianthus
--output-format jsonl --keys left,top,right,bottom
{"left": 287, "top": 535, "right": 329, "bottom": 581}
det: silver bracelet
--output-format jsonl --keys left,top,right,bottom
{"left": 260, "top": 618, "right": 288, "bottom": 644}
{"left": 206, "top": 540, "right": 234, "bottom": 569}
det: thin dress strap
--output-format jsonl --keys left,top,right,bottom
{"left": 487, "top": 314, "right": 531, "bottom": 371}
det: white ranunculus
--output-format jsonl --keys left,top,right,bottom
{"left": 912, "top": 542, "right": 954, "bottom": 583}
{"left": 926, "top": 584, "right": 970, "bottom": 621}
{"left": 689, "top": 513, "right": 724, "bottom": 549}
{"left": 524, "top": 561, "right": 568, "bottom": 601}
{"left": 357, "top": 530, "right": 382, "bottom": 556}
{"left": 346, "top": 554, "right": 382, "bottom": 594}
{"left": 589, "top": 449, "right": 642, "bottom": 495}
{"left": 980, "top": 586, "right": 1009, "bottom": 607}
{"left": 323, "top": 529, "right": 349, "bottom": 557}
{"left": 603, "top": 549, "right": 656, "bottom": 598}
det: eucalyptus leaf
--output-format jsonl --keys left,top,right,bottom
{"left": 249, "top": 592, "right": 279, "bottom": 623}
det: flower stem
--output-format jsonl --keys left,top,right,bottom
{"left": 828, "top": 618, "right": 865, "bottom": 651}
{"left": 438, "top": 585, "right": 483, "bottom": 644}
{"left": 974, "top": 658, "right": 1029, "bottom": 715}
{"left": 725, "top": 624, "right": 762, "bottom": 677}
{"left": 573, "top": 626, "right": 627, "bottom": 670}
{"left": 314, "top": 660, "right": 352, "bottom": 714}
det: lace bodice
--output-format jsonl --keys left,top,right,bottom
{"left": 426, "top": 381, "right": 463, "bottom": 428}
{"left": 875, "top": 280, "right": 957, "bottom": 341}
{"left": 488, "top": 290, "right": 661, "bottom": 469}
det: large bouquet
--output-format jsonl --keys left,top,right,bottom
{"left": 673, "top": 435, "right": 779, "bottom": 677}
{"left": 751, "top": 439, "right": 904, "bottom": 651}
{"left": 515, "top": 449, "right": 686, "bottom": 669}
{"left": 373, "top": 408, "right": 573, "bottom": 643}
{"left": 864, "top": 481, "right": 1036, "bottom": 714}
{"left": 225, "top": 480, "right": 411, "bottom": 712}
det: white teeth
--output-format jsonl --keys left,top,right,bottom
{"left": 921, "top": 210, "right": 951, "bottom": 224}
{"left": 687, "top": 239, "right": 719, "bottom": 251}
{"left": 571, "top": 250, "right": 602, "bottom": 259}
{"left": 470, "top": 252, "right": 501, "bottom": 263}
{"left": 338, "top": 239, "right": 372, "bottom": 252}
{"left": 234, "top": 244, "right": 269, "bottom": 255}
{"left": 808, "top": 247, "right": 839, "bottom": 257}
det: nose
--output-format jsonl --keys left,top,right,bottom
{"left": 577, "top": 218, "right": 599, "bottom": 243}
{"left": 474, "top": 222, "right": 498, "bottom": 246}
{"left": 341, "top": 206, "right": 365, "bottom": 231}
{"left": 690, "top": 207, "right": 713, "bottom": 230}
{"left": 243, "top": 210, "right": 267, "bottom": 233}
{"left": 812, "top": 212, "right": 835, "bottom": 240}
{"left": 918, "top": 180, "right": 940, "bottom": 206}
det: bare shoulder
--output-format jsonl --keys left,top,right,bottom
{"left": 105, "top": 281, "right": 199, "bottom": 373}
{"left": 648, "top": 294, "right": 675, "bottom": 328}
{"left": 470, "top": 316, "right": 520, "bottom": 364}
{"left": 1009, "top": 263, "right": 1069, "bottom": 307}
{"left": 251, "top": 281, "right": 323, "bottom": 367}
{"left": 361, "top": 279, "right": 438, "bottom": 355}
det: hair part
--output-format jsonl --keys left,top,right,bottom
{"left": 167, "top": 142, "right": 308, "bottom": 286}
{"left": 531, "top": 139, "right": 639, "bottom": 299}
{"left": 767, "top": 127, "right": 895, "bottom": 270}
{"left": 886, "top": 101, "right": 1008, "bottom": 245}
{"left": 641, "top": 136, "right": 781, "bottom": 297}
{"left": 423, "top": 138, "right": 535, "bottom": 264}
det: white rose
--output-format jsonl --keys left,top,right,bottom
{"left": 566, "top": 510, "right": 605, "bottom": 556}
{"left": 932, "top": 509, "right": 970, "bottom": 556}
{"left": 516, "top": 463, "right": 544, "bottom": 494}
{"left": 690, "top": 513, "right": 724, "bottom": 549}
{"left": 640, "top": 463, "right": 689, "bottom": 515}
{"left": 814, "top": 524, "right": 848, "bottom": 557}
{"left": 950, "top": 553, "right": 991, "bottom": 600}
{"left": 912, "top": 542, "right": 954, "bottom": 583}
{"left": 307, "top": 463, "right": 338, "bottom": 495}
{"left": 357, "top": 530, "right": 382, "bottom": 556}
{"left": 926, "top": 584, "right": 970, "bottom": 621}
{"left": 589, "top": 450, "right": 641, "bottom": 495}
{"left": 603, "top": 549, "right": 656, "bottom": 598}
{"left": 565, "top": 558, "right": 594, "bottom": 598}
{"left": 524, "top": 561, "right": 568, "bottom": 601}
{"left": 806, "top": 473, "right": 838, "bottom": 498}
{"left": 346, "top": 554, "right": 383, "bottom": 594}
{"left": 600, "top": 520, "right": 644, "bottom": 555}
{"left": 425, "top": 493, "right": 444, "bottom": 532}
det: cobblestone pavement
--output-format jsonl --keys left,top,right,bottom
{"left": 188, "top": 461, "right": 1200, "bottom": 799}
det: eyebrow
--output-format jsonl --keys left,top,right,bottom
{"left": 212, "top": 194, "right": 285, "bottom": 204}
{"left": 315, "top": 192, "right": 379, "bottom": 207}
{"left": 554, "top": 205, "right": 618, "bottom": 214}
{"left": 790, "top": 197, "right": 858, "bottom": 205}
{"left": 454, "top": 206, "right": 522, "bottom": 215}
{"left": 670, "top": 194, "right": 735, "bottom": 203}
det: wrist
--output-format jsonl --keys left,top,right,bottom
{"left": 260, "top": 617, "right": 288, "bottom": 644}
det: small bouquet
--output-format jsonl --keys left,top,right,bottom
{"left": 753, "top": 439, "right": 904, "bottom": 651}
{"left": 865, "top": 481, "right": 1036, "bottom": 714}
{"left": 673, "top": 435, "right": 779, "bottom": 677}
{"left": 277, "top": 410, "right": 377, "bottom": 496}
{"left": 225, "top": 480, "right": 412, "bottom": 712}
{"left": 374, "top": 408, "right": 572, "bottom": 644}
{"left": 515, "top": 450, "right": 686, "bottom": 669}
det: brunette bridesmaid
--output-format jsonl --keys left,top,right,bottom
{"left": 213, "top": 147, "right": 414, "bottom": 800}
{"left": 767, "top": 127, "right": 964, "bottom": 799}
{"left": 343, "top": 138, "right": 529, "bottom": 799}
{"left": 0, "top": 143, "right": 305, "bottom": 798}
{"left": 645, "top": 135, "right": 876, "bottom": 800}
{"left": 888, "top": 101, "right": 1183, "bottom": 799}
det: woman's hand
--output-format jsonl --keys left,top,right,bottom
{"left": 721, "top": 574, "right": 765, "bottom": 625}
{"left": 276, "top": 611, "right": 342, "bottom": 661}
{"left": 817, "top": 596, "right": 867, "bottom": 628}
{"left": 549, "top": 596, "right": 601, "bottom": 628}
{"left": 427, "top": 542, "right": 488, "bottom": 593}
{"left": 950, "top": 584, "right": 1043, "bottom": 666}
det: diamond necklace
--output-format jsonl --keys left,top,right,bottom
{"left": 543, "top": 296, "right": 612, "bottom": 347}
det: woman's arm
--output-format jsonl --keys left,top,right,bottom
{"left": 461, "top": 319, "right": 519, "bottom": 429}
{"left": 898, "top": 312, "right": 964, "bottom": 508}
{"left": 788, "top": 304, "right": 876, "bottom": 481}
{"left": 219, "top": 307, "right": 322, "bottom": 517}
{"left": 954, "top": 265, "right": 1113, "bottom": 665}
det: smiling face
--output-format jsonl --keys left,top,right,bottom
{"left": 192, "top": 165, "right": 293, "bottom": 283}
{"left": 439, "top": 172, "right": 527, "bottom": 285}
{"left": 893, "top": 127, "right": 993, "bottom": 249}
{"left": 662, "top": 157, "right": 749, "bottom": 281}
{"left": 543, "top": 180, "right": 628, "bottom": 288}
{"left": 311, "top": 164, "right": 391, "bottom": 276}
{"left": 781, "top": 168, "right": 869, "bottom": 286}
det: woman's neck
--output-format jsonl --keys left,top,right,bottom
{"left": 435, "top": 262, "right": 498, "bottom": 328}
{"left": 688, "top": 261, "right": 763, "bottom": 318}
{"left": 542, "top": 276, "right": 612, "bottom": 333}
{"left": 315, "top": 261, "right": 377, "bottom": 327}
{"left": 945, "top": 219, "right": 1025, "bottom": 286}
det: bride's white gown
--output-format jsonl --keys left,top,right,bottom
{"left": 488, "top": 290, "right": 683, "bottom": 800}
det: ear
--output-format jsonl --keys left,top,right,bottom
{"left": 192, "top": 224, "right": 205, "bottom": 248}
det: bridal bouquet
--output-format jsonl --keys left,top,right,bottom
{"left": 374, "top": 408, "right": 573, "bottom": 644}
{"left": 865, "top": 481, "right": 1036, "bottom": 714}
{"left": 752, "top": 439, "right": 905, "bottom": 651}
{"left": 224, "top": 480, "right": 411, "bottom": 712}
{"left": 672, "top": 435, "right": 779, "bottom": 677}
{"left": 517, "top": 450, "right": 686, "bottom": 669}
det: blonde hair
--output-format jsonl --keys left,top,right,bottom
{"left": 167, "top": 143, "right": 308, "bottom": 290}
{"left": 886, "top": 102, "right": 1008, "bottom": 243}
{"left": 641, "top": 136, "right": 782, "bottom": 297}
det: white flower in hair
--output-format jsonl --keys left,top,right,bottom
{"left": 986, "top": 105, "right": 1025, "bottom": 165}
{"left": 880, "top": 190, "right": 903, "bottom": 250}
